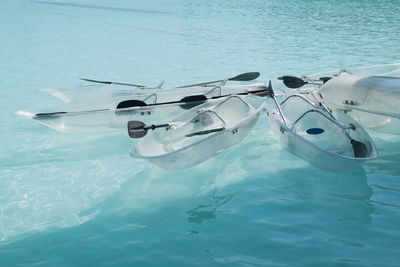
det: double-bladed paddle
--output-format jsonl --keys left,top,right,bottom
{"left": 116, "top": 94, "right": 209, "bottom": 110}
{"left": 116, "top": 86, "right": 269, "bottom": 110}
{"left": 82, "top": 72, "right": 259, "bottom": 89}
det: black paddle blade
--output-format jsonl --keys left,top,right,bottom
{"left": 116, "top": 100, "right": 147, "bottom": 109}
{"left": 246, "top": 86, "right": 269, "bottom": 97}
{"left": 351, "top": 139, "right": 368, "bottom": 158}
{"left": 230, "top": 72, "right": 260, "bottom": 81}
{"left": 319, "top": 77, "right": 332, "bottom": 84}
{"left": 176, "top": 72, "right": 260, "bottom": 88}
{"left": 278, "top": 75, "right": 307, "bottom": 89}
{"left": 180, "top": 95, "right": 208, "bottom": 110}
{"left": 127, "top": 120, "right": 148, "bottom": 138}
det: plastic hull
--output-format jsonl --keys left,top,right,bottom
{"left": 267, "top": 100, "right": 377, "bottom": 172}
{"left": 21, "top": 102, "right": 218, "bottom": 133}
{"left": 318, "top": 74, "right": 400, "bottom": 134}
{"left": 40, "top": 83, "right": 265, "bottom": 103}
{"left": 18, "top": 83, "right": 265, "bottom": 132}
{"left": 134, "top": 115, "right": 258, "bottom": 169}
{"left": 132, "top": 95, "right": 265, "bottom": 169}
{"left": 347, "top": 109, "right": 400, "bottom": 135}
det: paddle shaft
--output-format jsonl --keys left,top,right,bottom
{"left": 278, "top": 75, "right": 322, "bottom": 89}
{"left": 143, "top": 123, "right": 170, "bottom": 130}
{"left": 176, "top": 72, "right": 260, "bottom": 88}
{"left": 116, "top": 87, "right": 269, "bottom": 109}
{"left": 81, "top": 78, "right": 147, "bottom": 88}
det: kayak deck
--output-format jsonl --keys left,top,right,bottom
{"left": 132, "top": 95, "right": 264, "bottom": 169}
{"left": 266, "top": 93, "right": 377, "bottom": 171}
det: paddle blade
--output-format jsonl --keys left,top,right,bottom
{"left": 319, "top": 77, "right": 332, "bottom": 84}
{"left": 278, "top": 75, "right": 307, "bottom": 88}
{"left": 180, "top": 95, "right": 208, "bottom": 110}
{"left": 116, "top": 100, "right": 147, "bottom": 109}
{"left": 230, "top": 72, "right": 260, "bottom": 81}
{"left": 127, "top": 121, "right": 148, "bottom": 138}
{"left": 176, "top": 72, "right": 260, "bottom": 88}
{"left": 246, "top": 86, "right": 269, "bottom": 97}
{"left": 351, "top": 139, "right": 368, "bottom": 158}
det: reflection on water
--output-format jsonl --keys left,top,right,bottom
{"left": 281, "top": 167, "right": 374, "bottom": 224}
{"left": 328, "top": 238, "right": 365, "bottom": 248}
{"left": 368, "top": 133, "right": 400, "bottom": 176}
{"left": 186, "top": 190, "right": 243, "bottom": 224}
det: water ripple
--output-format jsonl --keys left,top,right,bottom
{"left": 34, "top": 1, "right": 170, "bottom": 15}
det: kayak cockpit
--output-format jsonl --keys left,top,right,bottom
{"left": 271, "top": 93, "right": 376, "bottom": 160}
{"left": 134, "top": 96, "right": 252, "bottom": 158}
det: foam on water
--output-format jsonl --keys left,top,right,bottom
{"left": 1, "top": 0, "right": 400, "bottom": 265}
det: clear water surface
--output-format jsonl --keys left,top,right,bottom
{"left": 1, "top": 0, "right": 400, "bottom": 266}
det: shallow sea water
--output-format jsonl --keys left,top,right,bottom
{"left": 1, "top": 0, "right": 400, "bottom": 266}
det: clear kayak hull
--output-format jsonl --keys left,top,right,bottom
{"left": 266, "top": 95, "right": 377, "bottom": 172}
{"left": 277, "top": 63, "right": 400, "bottom": 135}
{"left": 17, "top": 84, "right": 266, "bottom": 132}
{"left": 318, "top": 74, "right": 400, "bottom": 134}
{"left": 319, "top": 75, "right": 400, "bottom": 117}
{"left": 39, "top": 82, "right": 264, "bottom": 104}
{"left": 131, "top": 95, "right": 265, "bottom": 169}
{"left": 349, "top": 110, "right": 400, "bottom": 135}
{"left": 305, "top": 62, "right": 400, "bottom": 80}
{"left": 16, "top": 98, "right": 225, "bottom": 133}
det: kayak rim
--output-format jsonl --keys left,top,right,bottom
{"left": 274, "top": 113, "right": 378, "bottom": 162}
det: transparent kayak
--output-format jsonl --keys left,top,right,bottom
{"left": 130, "top": 95, "right": 265, "bottom": 169}
{"left": 317, "top": 74, "right": 400, "bottom": 134}
{"left": 265, "top": 93, "right": 377, "bottom": 172}
{"left": 39, "top": 82, "right": 265, "bottom": 104}
{"left": 277, "top": 63, "right": 400, "bottom": 93}
{"left": 305, "top": 62, "right": 400, "bottom": 80}
{"left": 277, "top": 64, "right": 400, "bottom": 134}
{"left": 16, "top": 84, "right": 267, "bottom": 133}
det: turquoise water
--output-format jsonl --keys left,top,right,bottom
{"left": 1, "top": 0, "right": 400, "bottom": 265}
